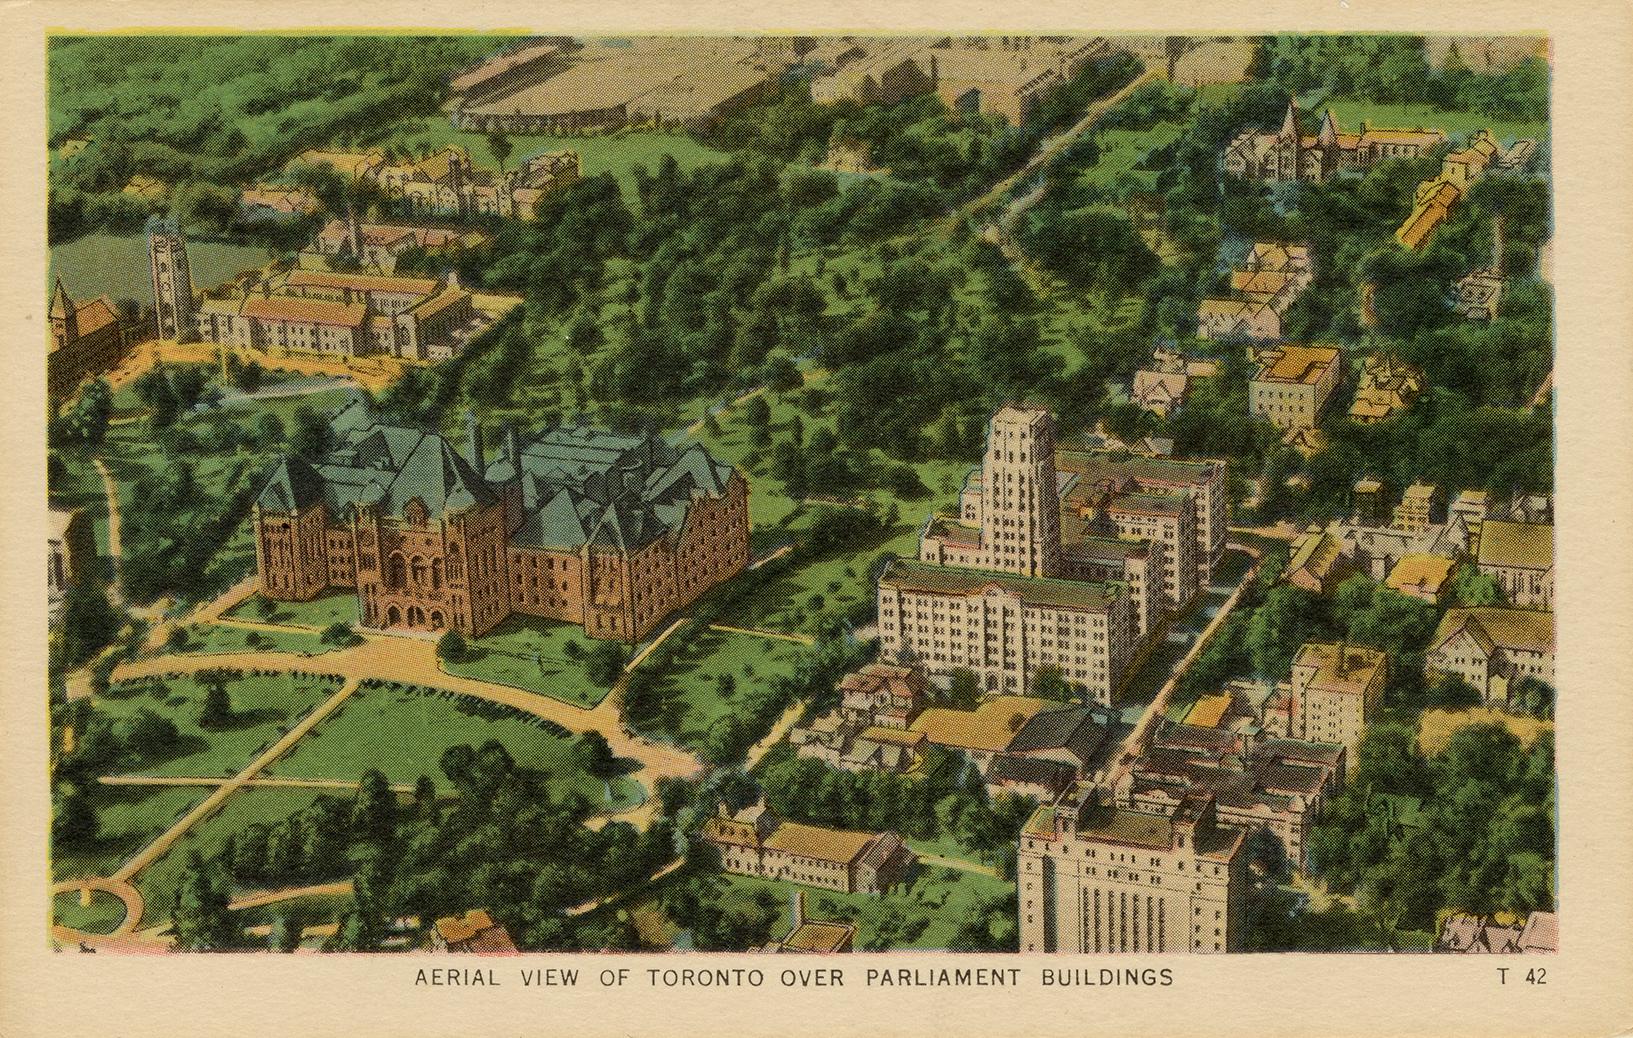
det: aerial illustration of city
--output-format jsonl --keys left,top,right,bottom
{"left": 46, "top": 32, "right": 1556, "bottom": 956}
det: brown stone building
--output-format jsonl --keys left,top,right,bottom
{"left": 253, "top": 397, "right": 749, "bottom": 640}
{"left": 703, "top": 803, "right": 915, "bottom": 895}
{"left": 48, "top": 279, "right": 124, "bottom": 398}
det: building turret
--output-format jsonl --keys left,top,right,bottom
{"left": 49, "top": 278, "right": 78, "bottom": 349}
{"left": 465, "top": 409, "right": 485, "bottom": 472}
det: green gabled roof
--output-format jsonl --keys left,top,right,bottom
{"left": 257, "top": 457, "right": 326, "bottom": 513}
{"left": 381, "top": 435, "right": 497, "bottom": 517}
{"left": 515, "top": 489, "right": 589, "bottom": 549}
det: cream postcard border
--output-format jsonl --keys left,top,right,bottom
{"left": 2, "top": 2, "right": 1629, "bottom": 1036}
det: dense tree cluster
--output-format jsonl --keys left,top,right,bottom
{"left": 1307, "top": 720, "right": 1555, "bottom": 935}
{"left": 49, "top": 35, "right": 498, "bottom": 241}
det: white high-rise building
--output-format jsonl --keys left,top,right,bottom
{"left": 977, "top": 404, "right": 1062, "bottom": 578}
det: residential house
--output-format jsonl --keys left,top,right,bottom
{"left": 1385, "top": 554, "right": 1457, "bottom": 604}
{"left": 431, "top": 909, "right": 518, "bottom": 953}
{"left": 1349, "top": 354, "right": 1424, "bottom": 424}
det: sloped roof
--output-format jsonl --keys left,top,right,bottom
{"left": 1477, "top": 520, "right": 1553, "bottom": 571}
{"left": 1434, "top": 607, "right": 1554, "bottom": 656}
{"left": 257, "top": 457, "right": 327, "bottom": 513}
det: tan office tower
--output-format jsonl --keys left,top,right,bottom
{"left": 1018, "top": 785, "right": 1248, "bottom": 953}
{"left": 980, "top": 404, "right": 1062, "bottom": 578}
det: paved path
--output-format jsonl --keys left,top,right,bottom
{"left": 951, "top": 65, "right": 1160, "bottom": 229}
{"left": 112, "top": 677, "right": 363, "bottom": 888}
{"left": 99, "top": 775, "right": 418, "bottom": 794}
{"left": 743, "top": 699, "right": 806, "bottom": 771}
{"left": 916, "top": 852, "right": 1001, "bottom": 879}
{"left": 1110, "top": 542, "right": 1264, "bottom": 780}
{"left": 90, "top": 458, "right": 124, "bottom": 606}
{"left": 228, "top": 880, "right": 354, "bottom": 913}
{"left": 113, "top": 634, "right": 704, "bottom": 810}
{"left": 563, "top": 857, "right": 686, "bottom": 918}
{"left": 708, "top": 623, "right": 815, "bottom": 646}
{"left": 748, "top": 544, "right": 793, "bottom": 571}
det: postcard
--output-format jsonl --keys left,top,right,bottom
{"left": 3, "top": 2, "right": 1631, "bottom": 1037}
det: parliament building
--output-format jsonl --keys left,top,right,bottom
{"left": 253, "top": 397, "right": 749, "bottom": 640}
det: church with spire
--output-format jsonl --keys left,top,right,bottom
{"left": 47, "top": 277, "right": 124, "bottom": 398}
{"left": 1223, "top": 98, "right": 1447, "bottom": 184}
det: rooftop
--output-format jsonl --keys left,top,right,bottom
{"left": 284, "top": 269, "right": 441, "bottom": 297}
{"left": 781, "top": 920, "right": 856, "bottom": 953}
{"left": 1254, "top": 344, "right": 1340, "bottom": 384}
{"left": 1386, "top": 553, "right": 1457, "bottom": 595}
{"left": 880, "top": 559, "right": 1125, "bottom": 611}
{"left": 762, "top": 820, "right": 879, "bottom": 865}
{"left": 1434, "top": 607, "right": 1554, "bottom": 656}
{"left": 1292, "top": 641, "right": 1387, "bottom": 695}
{"left": 1477, "top": 519, "right": 1553, "bottom": 571}
{"left": 911, "top": 697, "right": 1058, "bottom": 753}
{"left": 242, "top": 295, "right": 368, "bottom": 328}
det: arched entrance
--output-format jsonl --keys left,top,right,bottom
{"left": 408, "top": 605, "right": 426, "bottom": 627}
{"left": 429, "top": 610, "right": 445, "bottom": 630}
{"left": 385, "top": 604, "right": 402, "bottom": 626}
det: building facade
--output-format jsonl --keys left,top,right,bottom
{"left": 253, "top": 398, "right": 750, "bottom": 641}
{"left": 878, "top": 561, "right": 1134, "bottom": 704}
{"left": 1018, "top": 785, "right": 1249, "bottom": 953}
{"left": 1249, "top": 344, "right": 1343, "bottom": 430}
{"left": 1475, "top": 519, "right": 1554, "bottom": 610}
{"left": 47, "top": 279, "right": 124, "bottom": 398}
{"left": 147, "top": 216, "right": 196, "bottom": 341}
{"left": 1427, "top": 607, "right": 1555, "bottom": 705}
{"left": 1224, "top": 101, "right": 1446, "bottom": 184}
{"left": 1286, "top": 642, "right": 1387, "bottom": 763}
{"left": 703, "top": 803, "right": 914, "bottom": 895}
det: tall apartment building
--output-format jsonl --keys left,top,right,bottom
{"left": 1249, "top": 344, "right": 1342, "bottom": 431}
{"left": 1056, "top": 450, "right": 1226, "bottom": 589}
{"left": 253, "top": 397, "right": 749, "bottom": 641}
{"left": 1287, "top": 642, "right": 1387, "bottom": 764}
{"left": 877, "top": 560, "right": 1134, "bottom": 705}
{"left": 1018, "top": 785, "right": 1248, "bottom": 953}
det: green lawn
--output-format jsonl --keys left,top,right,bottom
{"left": 50, "top": 232, "right": 274, "bottom": 303}
{"left": 371, "top": 119, "right": 732, "bottom": 198}
{"left": 227, "top": 591, "right": 360, "bottom": 631}
{"left": 52, "top": 785, "right": 208, "bottom": 882}
{"left": 52, "top": 889, "right": 129, "bottom": 934}
{"left": 1315, "top": 99, "right": 1549, "bottom": 148}
{"left": 263, "top": 681, "right": 637, "bottom": 808}
{"left": 97, "top": 673, "right": 340, "bottom": 779}
{"left": 1074, "top": 122, "right": 1182, "bottom": 192}
{"left": 442, "top": 614, "right": 609, "bottom": 707}
{"left": 630, "top": 627, "right": 806, "bottom": 747}
{"left": 233, "top": 890, "right": 356, "bottom": 932}
{"left": 165, "top": 622, "right": 335, "bottom": 658}
{"left": 132, "top": 788, "right": 335, "bottom": 924}
{"left": 714, "top": 867, "right": 1014, "bottom": 951}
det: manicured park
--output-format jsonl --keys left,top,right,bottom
{"left": 53, "top": 785, "right": 209, "bottom": 883}
{"left": 52, "top": 889, "right": 129, "bottom": 935}
{"left": 262, "top": 681, "right": 637, "bottom": 807}
{"left": 441, "top": 614, "right": 610, "bottom": 707}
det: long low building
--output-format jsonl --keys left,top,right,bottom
{"left": 1427, "top": 606, "right": 1554, "bottom": 706}
{"left": 878, "top": 559, "right": 1135, "bottom": 706}
{"left": 195, "top": 269, "right": 485, "bottom": 361}
{"left": 703, "top": 803, "right": 914, "bottom": 895}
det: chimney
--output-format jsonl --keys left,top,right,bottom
{"left": 791, "top": 889, "right": 805, "bottom": 930}
{"left": 465, "top": 409, "right": 485, "bottom": 472}
{"left": 1335, "top": 641, "right": 1350, "bottom": 677}
{"left": 505, "top": 425, "right": 521, "bottom": 475}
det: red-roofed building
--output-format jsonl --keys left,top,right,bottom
{"left": 48, "top": 278, "right": 124, "bottom": 398}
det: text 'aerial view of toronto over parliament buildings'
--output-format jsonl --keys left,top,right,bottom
{"left": 44, "top": 32, "right": 1557, "bottom": 958}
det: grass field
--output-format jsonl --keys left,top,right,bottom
{"left": 442, "top": 614, "right": 609, "bottom": 708}
{"left": 52, "top": 889, "right": 129, "bottom": 934}
{"left": 1418, "top": 706, "right": 1553, "bottom": 755}
{"left": 166, "top": 622, "right": 335, "bottom": 658}
{"left": 97, "top": 673, "right": 340, "bottom": 779}
{"left": 132, "top": 788, "right": 335, "bottom": 924}
{"left": 1074, "top": 122, "right": 1183, "bottom": 192}
{"left": 227, "top": 592, "right": 360, "bottom": 631}
{"left": 630, "top": 627, "right": 806, "bottom": 747}
{"left": 372, "top": 119, "right": 732, "bottom": 198}
{"left": 263, "top": 681, "right": 636, "bottom": 808}
{"left": 50, "top": 233, "right": 274, "bottom": 303}
{"left": 52, "top": 785, "right": 209, "bottom": 882}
